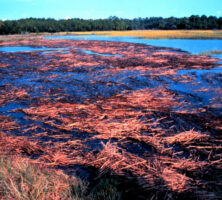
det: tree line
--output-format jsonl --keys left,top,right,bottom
{"left": 0, "top": 15, "right": 222, "bottom": 34}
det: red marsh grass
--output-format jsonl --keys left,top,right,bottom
{"left": 0, "top": 37, "right": 221, "bottom": 199}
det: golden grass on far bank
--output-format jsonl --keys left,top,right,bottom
{"left": 1, "top": 30, "right": 222, "bottom": 42}
{"left": 59, "top": 30, "right": 222, "bottom": 39}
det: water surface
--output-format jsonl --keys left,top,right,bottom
{"left": 0, "top": 45, "right": 123, "bottom": 57}
{"left": 45, "top": 35, "right": 222, "bottom": 59}
{"left": 0, "top": 46, "right": 67, "bottom": 53}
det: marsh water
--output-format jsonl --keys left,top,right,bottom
{"left": 45, "top": 35, "right": 222, "bottom": 59}
{"left": 0, "top": 46, "right": 123, "bottom": 57}
{"left": 1, "top": 35, "right": 222, "bottom": 59}
{"left": 0, "top": 35, "right": 221, "bottom": 190}
{"left": 0, "top": 35, "right": 221, "bottom": 117}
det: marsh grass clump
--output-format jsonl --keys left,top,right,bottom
{"left": 0, "top": 154, "right": 123, "bottom": 200}
{"left": 0, "top": 156, "right": 86, "bottom": 200}
{"left": 200, "top": 50, "right": 222, "bottom": 57}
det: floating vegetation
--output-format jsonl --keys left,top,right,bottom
{"left": 0, "top": 37, "right": 221, "bottom": 199}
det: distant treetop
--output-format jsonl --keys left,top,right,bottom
{"left": 0, "top": 15, "right": 221, "bottom": 34}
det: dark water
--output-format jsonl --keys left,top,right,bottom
{"left": 45, "top": 35, "right": 222, "bottom": 59}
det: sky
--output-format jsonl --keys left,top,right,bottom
{"left": 0, "top": 0, "right": 222, "bottom": 20}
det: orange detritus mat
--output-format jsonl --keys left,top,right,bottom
{"left": 0, "top": 38, "right": 221, "bottom": 199}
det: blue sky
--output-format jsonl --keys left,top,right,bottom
{"left": 0, "top": 0, "right": 222, "bottom": 20}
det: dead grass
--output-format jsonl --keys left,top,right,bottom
{"left": 0, "top": 155, "right": 86, "bottom": 200}
{"left": 54, "top": 30, "right": 222, "bottom": 39}
{"left": 0, "top": 37, "right": 221, "bottom": 199}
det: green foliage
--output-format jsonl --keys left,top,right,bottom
{"left": 90, "top": 178, "right": 122, "bottom": 200}
{"left": 0, "top": 15, "right": 221, "bottom": 34}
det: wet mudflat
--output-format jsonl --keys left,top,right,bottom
{"left": 0, "top": 38, "right": 222, "bottom": 199}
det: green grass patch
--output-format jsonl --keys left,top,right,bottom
{"left": 200, "top": 50, "right": 222, "bottom": 56}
